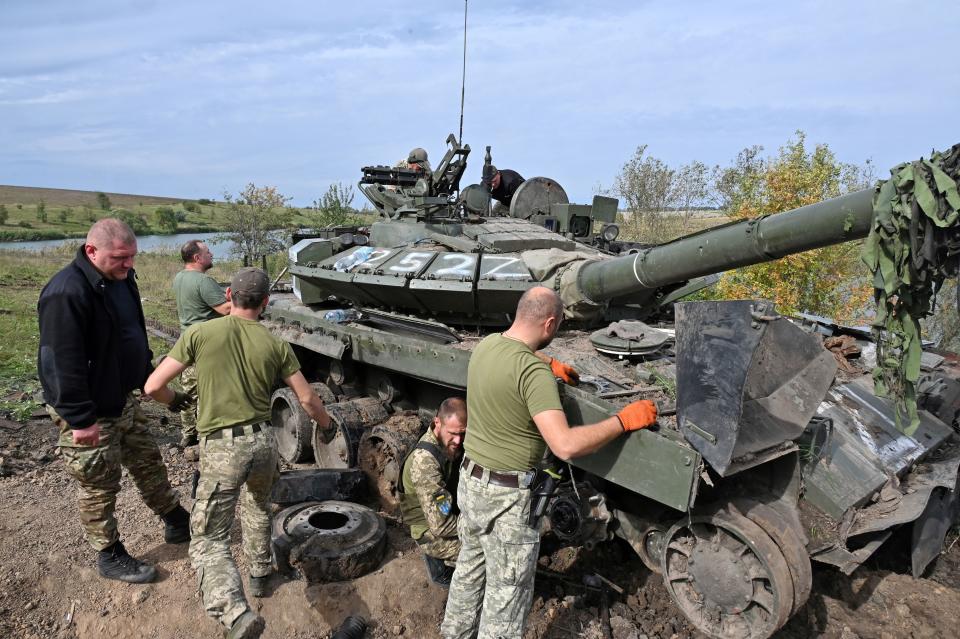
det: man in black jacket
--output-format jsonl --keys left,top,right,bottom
{"left": 488, "top": 167, "right": 525, "bottom": 208}
{"left": 37, "top": 218, "right": 191, "bottom": 584}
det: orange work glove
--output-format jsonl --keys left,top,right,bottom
{"left": 549, "top": 358, "right": 580, "bottom": 386}
{"left": 616, "top": 400, "right": 658, "bottom": 432}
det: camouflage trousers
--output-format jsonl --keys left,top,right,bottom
{"left": 53, "top": 396, "right": 180, "bottom": 551}
{"left": 418, "top": 528, "right": 461, "bottom": 563}
{"left": 179, "top": 365, "right": 198, "bottom": 438}
{"left": 441, "top": 466, "right": 540, "bottom": 639}
{"left": 189, "top": 425, "right": 279, "bottom": 630}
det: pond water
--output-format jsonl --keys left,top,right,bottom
{"left": 0, "top": 232, "right": 236, "bottom": 260}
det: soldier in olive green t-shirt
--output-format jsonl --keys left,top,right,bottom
{"left": 171, "top": 240, "right": 230, "bottom": 447}
{"left": 443, "top": 287, "right": 659, "bottom": 639}
{"left": 146, "top": 267, "right": 330, "bottom": 639}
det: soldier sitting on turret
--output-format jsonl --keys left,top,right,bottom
{"left": 397, "top": 147, "right": 433, "bottom": 176}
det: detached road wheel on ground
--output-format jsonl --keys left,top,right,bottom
{"left": 272, "top": 500, "right": 387, "bottom": 582}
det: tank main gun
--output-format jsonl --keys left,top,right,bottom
{"left": 576, "top": 189, "right": 874, "bottom": 303}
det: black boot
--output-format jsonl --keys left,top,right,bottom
{"left": 97, "top": 541, "right": 157, "bottom": 584}
{"left": 162, "top": 504, "right": 191, "bottom": 544}
{"left": 423, "top": 554, "right": 454, "bottom": 587}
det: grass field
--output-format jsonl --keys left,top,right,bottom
{"left": 0, "top": 185, "right": 235, "bottom": 241}
{"left": 0, "top": 184, "right": 334, "bottom": 242}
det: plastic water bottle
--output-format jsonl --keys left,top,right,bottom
{"left": 324, "top": 309, "right": 361, "bottom": 323}
{"left": 333, "top": 246, "right": 375, "bottom": 272}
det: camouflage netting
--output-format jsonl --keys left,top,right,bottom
{"left": 861, "top": 143, "right": 960, "bottom": 432}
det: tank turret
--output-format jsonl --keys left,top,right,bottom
{"left": 288, "top": 135, "right": 877, "bottom": 325}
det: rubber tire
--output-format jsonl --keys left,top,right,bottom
{"left": 269, "top": 468, "right": 366, "bottom": 506}
{"left": 271, "top": 500, "right": 387, "bottom": 582}
{"left": 732, "top": 498, "right": 812, "bottom": 615}
{"left": 270, "top": 387, "right": 314, "bottom": 464}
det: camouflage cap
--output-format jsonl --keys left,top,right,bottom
{"left": 230, "top": 267, "right": 269, "bottom": 297}
{"left": 408, "top": 147, "right": 429, "bottom": 164}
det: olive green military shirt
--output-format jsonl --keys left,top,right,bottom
{"left": 172, "top": 270, "right": 227, "bottom": 331}
{"left": 168, "top": 315, "right": 300, "bottom": 436}
{"left": 463, "top": 333, "right": 563, "bottom": 471}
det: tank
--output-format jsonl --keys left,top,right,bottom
{"left": 265, "top": 135, "right": 960, "bottom": 639}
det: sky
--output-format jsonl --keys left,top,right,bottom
{"left": 1, "top": 0, "right": 958, "bottom": 206}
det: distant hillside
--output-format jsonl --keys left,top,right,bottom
{"left": 0, "top": 185, "right": 196, "bottom": 208}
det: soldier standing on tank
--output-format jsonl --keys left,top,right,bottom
{"left": 488, "top": 166, "right": 525, "bottom": 207}
{"left": 441, "top": 286, "right": 658, "bottom": 639}
{"left": 145, "top": 267, "right": 331, "bottom": 639}
{"left": 172, "top": 239, "right": 231, "bottom": 448}
{"left": 37, "top": 218, "right": 193, "bottom": 584}
{"left": 400, "top": 397, "right": 468, "bottom": 586}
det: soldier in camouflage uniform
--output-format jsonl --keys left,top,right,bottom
{"left": 38, "top": 219, "right": 192, "bottom": 585}
{"left": 441, "top": 287, "right": 658, "bottom": 639}
{"left": 146, "top": 267, "right": 330, "bottom": 639}
{"left": 399, "top": 397, "right": 467, "bottom": 585}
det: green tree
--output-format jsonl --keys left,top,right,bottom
{"left": 36, "top": 200, "right": 47, "bottom": 223}
{"left": 58, "top": 208, "right": 69, "bottom": 223}
{"left": 220, "top": 183, "right": 292, "bottom": 263}
{"left": 310, "top": 182, "right": 361, "bottom": 227}
{"left": 0, "top": 204, "right": 8, "bottom": 225}
{"left": 155, "top": 206, "right": 178, "bottom": 233}
{"left": 96, "top": 192, "right": 111, "bottom": 211}
{"left": 112, "top": 209, "right": 148, "bottom": 235}
{"left": 82, "top": 205, "right": 96, "bottom": 222}
{"left": 711, "top": 131, "right": 875, "bottom": 319}
{"left": 612, "top": 144, "right": 676, "bottom": 241}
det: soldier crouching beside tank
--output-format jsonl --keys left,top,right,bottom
{"left": 145, "top": 267, "right": 331, "bottom": 639}
{"left": 400, "top": 397, "right": 468, "bottom": 587}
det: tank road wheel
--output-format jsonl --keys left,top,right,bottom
{"left": 364, "top": 369, "right": 404, "bottom": 404}
{"left": 635, "top": 524, "right": 668, "bottom": 575}
{"left": 660, "top": 509, "right": 794, "bottom": 639}
{"left": 270, "top": 388, "right": 314, "bottom": 464}
{"left": 271, "top": 500, "right": 387, "bottom": 581}
{"left": 731, "top": 499, "right": 812, "bottom": 615}
{"left": 313, "top": 398, "right": 390, "bottom": 469}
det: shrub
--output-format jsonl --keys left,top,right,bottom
{"left": 16, "top": 203, "right": 22, "bottom": 210}
{"left": 18, "top": 220, "right": 32, "bottom": 228}
{"left": 182, "top": 201, "right": 200, "bottom": 213}
{"left": 36, "top": 200, "right": 47, "bottom": 222}
{"left": 198, "top": 198, "right": 213, "bottom": 206}
{"left": 96, "top": 192, "right": 111, "bottom": 210}
{"left": 154, "top": 206, "right": 178, "bottom": 233}
{"left": 58, "top": 209, "right": 68, "bottom": 223}
{"left": 0, "top": 204, "right": 7, "bottom": 225}
{"left": 113, "top": 209, "right": 148, "bottom": 234}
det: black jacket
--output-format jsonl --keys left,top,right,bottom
{"left": 491, "top": 169, "right": 525, "bottom": 206}
{"left": 37, "top": 246, "right": 153, "bottom": 429}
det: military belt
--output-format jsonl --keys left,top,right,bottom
{"left": 203, "top": 423, "right": 264, "bottom": 441}
{"left": 462, "top": 455, "right": 533, "bottom": 489}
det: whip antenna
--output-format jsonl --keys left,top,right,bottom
{"left": 458, "top": 0, "right": 468, "bottom": 144}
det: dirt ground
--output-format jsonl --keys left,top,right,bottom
{"left": 1, "top": 405, "right": 959, "bottom": 639}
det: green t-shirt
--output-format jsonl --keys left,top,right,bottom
{"left": 463, "top": 333, "right": 563, "bottom": 471}
{"left": 168, "top": 315, "right": 301, "bottom": 436}
{"left": 172, "top": 269, "right": 227, "bottom": 330}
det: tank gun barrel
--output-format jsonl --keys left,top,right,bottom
{"left": 577, "top": 188, "right": 875, "bottom": 302}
